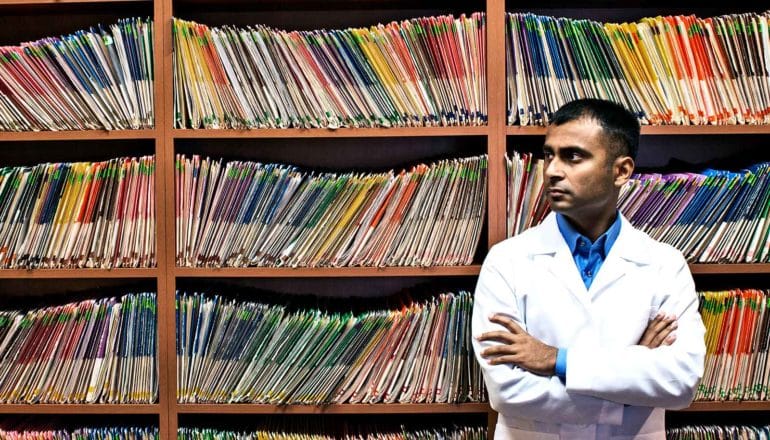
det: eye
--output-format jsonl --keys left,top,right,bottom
{"left": 565, "top": 150, "right": 583, "bottom": 162}
{"left": 543, "top": 150, "right": 554, "bottom": 160}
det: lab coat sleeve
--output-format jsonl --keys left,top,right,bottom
{"left": 566, "top": 252, "right": 706, "bottom": 409}
{"left": 472, "top": 248, "right": 624, "bottom": 425}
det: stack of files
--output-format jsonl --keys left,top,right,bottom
{"left": 506, "top": 151, "right": 548, "bottom": 237}
{"left": 668, "top": 425, "right": 770, "bottom": 439}
{"left": 176, "top": 290, "right": 486, "bottom": 404}
{"left": 0, "top": 155, "right": 156, "bottom": 269}
{"left": 343, "top": 427, "right": 486, "bottom": 440}
{"left": 179, "top": 425, "right": 485, "bottom": 440}
{"left": 0, "top": 292, "right": 157, "bottom": 404}
{"left": 0, "top": 427, "right": 157, "bottom": 440}
{"left": 506, "top": 12, "right": 770, "bottom": 126}
{"left": 0, "top": 18, "right": 154, "bottom": 131}
{"left": 173, "top": 13, "right": 486, "bottom": 129}
{"left": 696, "top": 289, "right": 770, "bottom": 402}
{"left": 176, "top": 154, "right": 487, "bottom": 268}
{"left": 618, "top": 162, "right": 770, "bottom": 263}
{"left": 339, "top": 426, "right": 486, "bottom": 440}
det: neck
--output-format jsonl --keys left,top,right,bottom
{"left": 564, "top": 209, "right": 618, "bottom": 242}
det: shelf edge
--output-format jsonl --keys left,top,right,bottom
{"left": 173, "top": 265, "right": 482, "bottom": 277}
{"left": 173, "top": 127, "right": 489, "bottom": 139}
{"left": 0, "top": 404, "right": 161, "bottom": 414}
{"left": 175, "top": 403, "right": 491, "bottom": 414}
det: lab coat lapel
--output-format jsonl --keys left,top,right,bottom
{"left": 587, "top": 252, "right": 630, "bottom": 302}
{"left": 547, "top": 247, "right": 591, "bottom": 306}
{"left": 530, "top": 213, "right": 590, "bottom": 307}
{"left": 588, "top": 215, "right": 653, "bottom": 302}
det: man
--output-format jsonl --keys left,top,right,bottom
{"left": 472, "top": 99, "right": 705, "bottom": 439}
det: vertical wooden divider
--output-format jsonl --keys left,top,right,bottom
{"left": 485, "top": 0, "right": 506, "bottom": 437}
{"left": 486, "top": 0, "right": 507, "bottom": 249}
{"left": 159, "top": 0, "right": 176, "bottom": 437}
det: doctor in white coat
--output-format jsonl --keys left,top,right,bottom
{"left": 472, "top": 99, "right": 706, "bottom": 439}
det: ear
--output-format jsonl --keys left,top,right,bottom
{"left": 613, "top": 156, "right": 635, "bottom": 187}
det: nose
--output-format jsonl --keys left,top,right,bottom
{"left": 544, "top": 158, "right": 563, "bottom": 181}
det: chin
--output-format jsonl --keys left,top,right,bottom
{"left": 547, "top": 201, "right": 571, "bottom": 213}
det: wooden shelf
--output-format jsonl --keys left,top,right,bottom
{"left": 173, "top": 264, "right": 770, "bottom": 277}
{"left": 641, "top": 125, "right": 770, "bottom": 135}
{"left": 0, "top": 268, "right": 159, "bottom": 279}
{"left": 0, "top": 0, "right": 146, "bottom": 3}
{"left": 176, "top": 403, "right": 491, "bottom": 414}
{"left": 174, "top": 265, "right": 481, "bottom": 278}
{"left": 173, "top": 127, "right": 488, "bottom": 139}
{"left": 688, "top": 264, "right": 770, "bottom": 275}
{"left": 506, "top": 0, "right": 762, "bottom": 7}
{"left": 506, "top": 125, "right": 770, "bottom": 136}
{"left": 0, "top": 404, "right": 161, "bottom": 414}
{"left": 175, "top": 0, "right": 479, "bottom": 9}
{"left": 505, "top": 126, "right": 548, "bottom": 135}
{"left": 678, "top": 401, "right": 770, "bottom": 411}
{"left": 0, "top": 130, "right": 157, "bottom": 141}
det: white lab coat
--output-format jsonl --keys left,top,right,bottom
{"left": 472, "top": 213, "right": 705, "bottom": 440}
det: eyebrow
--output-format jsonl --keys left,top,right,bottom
{"left": 542, "top": 144, "right": 587, "bottom": 152}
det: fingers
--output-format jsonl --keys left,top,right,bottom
{"left": 649, "top": 319, "right": 677, "bottom": 347}
{"left": 639, "top": 312, "right": 678, "bottom": 348}
{"left": 638, "top": 313, "right": 664, "bottom": 346}
{"left": 480, "top": 344, "right": 517, "bottom": 358}
{"left": 485, "top": 355, "right": 519, "bottom": 366}
{"left": 649, "top": 313, "right": 675, "bottom": 334}
{"left": 488, "top": 314, "right": 523, "bottom": 334}
{"left": 662, "top": 334, "right": 677, "bottom": 346}
{"left": 477, "top": 330, "right": 517, "bottom": 345}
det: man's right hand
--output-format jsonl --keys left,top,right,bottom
{"left": 638, "top": 313, "right": 678, "bottom": 348}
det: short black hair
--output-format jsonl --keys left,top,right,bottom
{"left": 550, "top": 99, "right": 640, "bottom": 160}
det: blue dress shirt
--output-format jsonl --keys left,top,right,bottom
{"left": 553, "top": 212, "right": 622, "bottom": 380}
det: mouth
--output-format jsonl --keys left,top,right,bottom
{"left": 547, "top": 188, "right": 568, "bottom": 196}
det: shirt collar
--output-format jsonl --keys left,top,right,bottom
{"left": 555, "top": 212, "right": 622, "bottom": 258}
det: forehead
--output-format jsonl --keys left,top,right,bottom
{"left": 544, "top": 118, "right": 607, "bottom": 152}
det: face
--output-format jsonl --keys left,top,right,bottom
{"left": 542, "top": 118, "right": 634, "bottom": 223}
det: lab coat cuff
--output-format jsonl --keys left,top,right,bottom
{"left": 564, "top": 345, "right": 600, "bottom": 394}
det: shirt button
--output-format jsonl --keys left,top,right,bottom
{"left": 584, "top": 270, "right": 592, "bottom": 277}
{"left": 578, "top": 240, "right": 585, "bottom": 247}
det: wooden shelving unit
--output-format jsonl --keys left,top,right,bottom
{"left": 0, "top": 0, "right": 768, "bottom": 438}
